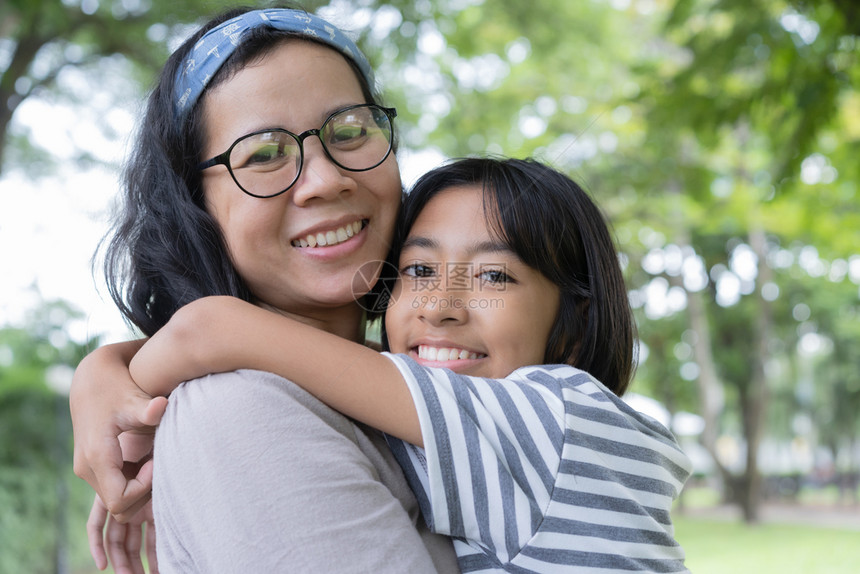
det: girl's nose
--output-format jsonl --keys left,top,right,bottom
{"left": 417, "top": 275, "right": 470, "bottom": 327}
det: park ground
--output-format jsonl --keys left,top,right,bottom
{"left": 672, "top": 485, "right": 859, "bottom": 574}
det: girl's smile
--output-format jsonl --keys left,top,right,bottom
{"left": 385, "top": 185, "right": 561, "bottom": 379}
{"left": 408, "top": 339, "right": 488, "bottom": 369}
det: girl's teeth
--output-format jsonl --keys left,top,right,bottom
{"left": 418, "top": 345, "right": 482, "bottom": 362}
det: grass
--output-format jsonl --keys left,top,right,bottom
{"left": 673, "top": 515, "right": 860, "bottom": 574}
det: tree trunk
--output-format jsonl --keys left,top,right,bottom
{"left": 0, "top": 105, "right": 9, "bottom": 177}
{"left": 0, "top": 8, "right": 47, "bottom": 176}
{"left": 734, "top": 119, "right": 773, "bottom": 523}
{"left": 665, "top": 179, "right": 732, "bottom": 494}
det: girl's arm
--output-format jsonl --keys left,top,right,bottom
{"left": 70, "top": 340, "right": 168, "bottom": 517}
{"left": 129, "top": 296, "right": 422, "bottom": 446}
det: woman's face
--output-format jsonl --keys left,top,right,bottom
{"left": 384, "top": 185, "right": 561, "bottom": 379}
{"left": 200, "top": 40, "right": 401, "bottom": 321}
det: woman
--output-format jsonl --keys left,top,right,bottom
{"left": 70, "top": 6, "right": 459, "bottom": 573}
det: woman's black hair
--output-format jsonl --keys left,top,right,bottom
{"left": 102, "top": 4, "right": 386, "bottom": 336}
{"left": 389, "top": 157, "right": 636, "bottom": 396}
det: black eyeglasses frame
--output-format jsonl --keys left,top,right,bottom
{"left": 197, "top": 104, "right": 397, "bottom": 199}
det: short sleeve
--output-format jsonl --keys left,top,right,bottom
{"left": 382, "top": 354, "right": 566, "bottom": 562}
{"left": 153, "top": 369, "right": 452, "bottom": 574}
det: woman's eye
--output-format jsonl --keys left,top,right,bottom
{"left": 247, "top": 145, "right": 281, "bottom": 164}
{"left": 332, "top": 125, "right": 365, "bottom": 141}
{"left": 401, "top": 263, "right": 437, "bottom": 278}
{"left": 233, "top": 134, "right": 296, "bottom": 169}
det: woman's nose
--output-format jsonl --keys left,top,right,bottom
{"left": 291, "top": 139, "right": 356, "bottom": 205}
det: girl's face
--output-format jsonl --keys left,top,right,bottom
{"left": 385, "top": 185, "right": 561, "bottom": 378}
{"left": 200, "top": 40, "right": 401, "bottom": 325}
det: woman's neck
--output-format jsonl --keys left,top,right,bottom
{"left": 257, "top": 301, "right": 367, "bottom": 344}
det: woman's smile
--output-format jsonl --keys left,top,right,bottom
{"left": 291, "top": 218, "right": 367, "bottom": 248}
{"left": 200, "top": 40, "right": 401, "bottom": 317}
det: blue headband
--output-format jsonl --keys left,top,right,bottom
{"left": 173, "top": 9, "right": 375, "bottom": 120}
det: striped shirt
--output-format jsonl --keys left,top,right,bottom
{"left": 383, "top": 354, "right": 692, "bottom": 573}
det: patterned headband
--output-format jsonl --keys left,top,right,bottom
{"left": 173, "top": 8, "right": 375, "bottom": 120}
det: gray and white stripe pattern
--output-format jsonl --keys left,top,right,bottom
{"left": 384, "top": 355, "right": 692, "bottom": 573}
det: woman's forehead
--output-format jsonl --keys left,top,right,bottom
{"left": 213, "top": 40, "right": 362, "bottom": 98}
{"left": 200, "top": 41, "right": 366, "bottom": 140}
{"left": 173, "top": 8, "right": 374, "bottom": 121}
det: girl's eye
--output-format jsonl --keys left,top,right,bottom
{"left": 478, "top": 268, "right": 514, "bottom": 285}
{"left": 401, "top": 263, "right": 437, "bottom": 278}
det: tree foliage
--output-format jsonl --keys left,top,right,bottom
{"left": 1, "top": 0, "right": 857, "bottom": 545}
{"left": 373, "top": 0, "right": 860, "bottom": 522}
{"left": 0, "top": 0, "right": 335, "bottom": 177}
{"left": 0, "top": 299, "right": 101, "bottom": 573}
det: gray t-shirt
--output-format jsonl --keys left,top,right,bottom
{"left": 153, "top": 369, "right": 459, "bottom": 573}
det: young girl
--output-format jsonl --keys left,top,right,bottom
{"left": 131, "top": 157, "right": 692, "bottom": 573}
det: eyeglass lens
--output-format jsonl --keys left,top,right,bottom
{"left": 228, "top": 105, "right": 393, "bottom": 198}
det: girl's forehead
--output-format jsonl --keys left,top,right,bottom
{"left": 406, "top": 185, "right": 492, "bottom": 242}
{"left": 415, "top": 184, "right": 482, "bottom": 217}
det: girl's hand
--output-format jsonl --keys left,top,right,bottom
{"left": 88, "top": 495, "right": 158, "bottom": 573}
{"left": 70, "top": 340, "right": 168, "bottom": 520}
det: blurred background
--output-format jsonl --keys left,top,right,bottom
{"left": 1, "top": 0, "right": 858, "bottom": 572}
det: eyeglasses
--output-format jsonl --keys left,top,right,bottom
{"left": 198, "top": 104, "right": 397, "bottom": 198}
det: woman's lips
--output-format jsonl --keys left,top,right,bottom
{"left": 291, "top": 219, "right": 366, "bottom": 248}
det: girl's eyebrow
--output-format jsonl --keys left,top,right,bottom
{"left": 400, "top": 236, "right": 437, "bottom": 250}
{"left": 469, "top": 240, "right": 514, "bottom": 257}
{"left": 401, "top": 235, "right": 514, "bottom": 257}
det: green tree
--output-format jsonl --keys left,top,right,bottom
{"left": 375, "top": 0, "right": 859, "bottom": 523}
{"left": 0, "top": 0, "right": 341, "bottom": 177}
{"left": 625, "top": 0, "right": 859, "bottom": 522}
{"left": 0, "top": 299, "right": 101, "bottom": 573}
{"left": 2, "top": 0, "right": 857, "bottom": 536}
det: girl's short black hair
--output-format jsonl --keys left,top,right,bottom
{"left": 391, "top": 157, "right": 636, "bottom": 396}
{"left": 102, "top": 4, "right": 386, "bottom": 336}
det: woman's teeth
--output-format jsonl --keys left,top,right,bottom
{"left": 292, "top": 220, "right": 364, "bottom": 247}
{"left": 417, "top": 345, "right": 484, "bottom": 362}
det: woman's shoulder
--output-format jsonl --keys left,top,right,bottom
{"left": 165, "top": 369, "right": 354, "bottom": 434}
